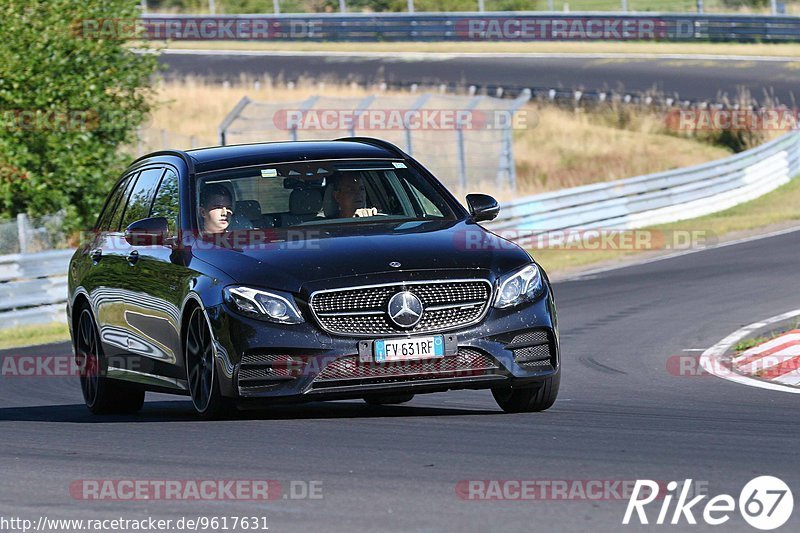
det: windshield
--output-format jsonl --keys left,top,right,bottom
{"left": 196, "top": 159, "right": 458, "bottom": 234}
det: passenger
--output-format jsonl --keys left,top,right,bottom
{"left": 331, "top": 175, "right": 378, "bottom": 218}
{"left": 199, "top": 183, "right": 233, "bottom": 234}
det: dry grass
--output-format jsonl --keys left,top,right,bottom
{"left": 513, "top": 105, "right": 729, "bottom": 193}
{"left": 142, "top": 77, "right": 382, "bottom": 150}
{"left": 143, "top": 78, "right": 728, "bottom": 196}
{"left": 0, "top": 323, "right": 70, "bottom": 350}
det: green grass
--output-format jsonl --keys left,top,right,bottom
{"left": 734, "top": 335, "right": 771, "bottom": 352}
{"left": 0, "top": 323, "right": 71, "bottom": 351}
{"left": 532, "top": 174, "right": 800, "bottom": 274}
{"left": 733, "top": 319, "right": 800, "bottom": 355}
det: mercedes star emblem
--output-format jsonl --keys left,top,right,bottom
{"left": 387, "top": 291, "right": 424, "bottom": 328}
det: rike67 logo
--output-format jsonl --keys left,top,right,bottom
{"left": 623, "top": 477, "right": 794, "bottom": 530}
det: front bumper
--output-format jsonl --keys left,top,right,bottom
{"left": 206, "top": 284, "right": 559, "bottom": 403}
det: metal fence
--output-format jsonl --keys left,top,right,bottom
{"left": 0, "top": 212, "right": 68, "bottom": 256}
{"left": 140, "top": 1, "right": 794, "bottom": 16}
{"left": 133, "top": 128, "right": 209, "bottom": 157}
{"left": 0, "top": 249, "right": 72, "bottom": 329}
{"left": 218, "top": 90, "right": 531, "bottom": 191}
{"left": 139, "top": 12, "right": 800, "bottom": 42}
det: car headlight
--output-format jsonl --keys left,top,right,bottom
{"left": 493, "top": 264, "right": 543, "bottom": 309}
{"left": 223, "top": 286, "right": 304, "bottom": 324}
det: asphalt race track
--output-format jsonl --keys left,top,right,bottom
{"left": 2, "top": 228, "right": 799, "bottom": 532}
{"left": 160, "top": 51, "right": 800, "bottom": 104}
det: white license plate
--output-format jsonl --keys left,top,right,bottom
{"left": 374, "top": 335, "right": 445, "bottom": 363}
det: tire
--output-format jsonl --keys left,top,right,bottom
{"left": 75, "top": 306, "right": 145, "bottom": 415}
{"left": 185, "top": 306, "right": 236, "bottom": 420}
{"left": 492, "top": 373, "right": 560, "bottom": 413}
{"left": 363, "top": 393, "right": 415, "bottom": 406}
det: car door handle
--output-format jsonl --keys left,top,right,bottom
{"left": 127, "top": 250, "right": 139, "bottom": 265}
{"left": 91, "top": 249, "right": 102, "bottom": 262}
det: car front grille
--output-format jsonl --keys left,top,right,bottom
{"left": 309, "top": 280, "right": 492, "bottom": 336}
{"left": 313, "top": 347, "right": 498, "bottom": 387}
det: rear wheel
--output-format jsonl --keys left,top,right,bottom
{"left": 185, "top": 306, "right": 235, "bottom": 419}
{"left": 75, "top": 307, "right": 144, "bottom": 415}
{"left": 492, "top": 373, "right": 559, "bottom": 413}
{"left": 363, "top": 393, "right": 415, "bottom": 406}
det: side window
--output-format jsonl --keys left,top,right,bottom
{"left": 407, "top": 181, "right": 444, "bottom": 218}
{"left": 150, "top": 168, "right": 180, "bottom": 236}
{"left": 95, "top": 176, "right": 128, "bottom": 231}
{"left": 120, "top": 167, "right": 165, "bottom": 230}
{"left": 108, "top": 173, "right": 138, "bottom": 232}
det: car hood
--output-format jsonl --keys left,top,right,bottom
{"left": 191, "top": 219, "right": 531, "bottom": 293}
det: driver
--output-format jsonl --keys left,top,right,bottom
{"left": 199, "top": 183, "right": 233, "bottom": 234}
{"left": 332, "top": 175, "right": 378, "bottom": 218}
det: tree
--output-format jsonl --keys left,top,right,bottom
{"left": 0, "top": 0, "right": 158, "bottom": 232}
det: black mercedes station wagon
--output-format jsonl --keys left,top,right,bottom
{"left": 68, "top": 138, "right": 560, "bottom": 418}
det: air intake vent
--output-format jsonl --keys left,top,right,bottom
{"left": 238, "top": 353, "right": 303, "bottom": 391}
{"left": 504, "top": 329, "right": 556, "bottom": 369}
{"left": 313, "top": 347, "right": 498, "bottom": 387}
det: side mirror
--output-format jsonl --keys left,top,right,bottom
{"left": 466, "top": 194, "right": 500, "bottom": 222}
{"left": 124, "top": 217, "right": 169, "bottom": 246}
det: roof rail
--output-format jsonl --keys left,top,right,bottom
{"left": 335, "top": 137, "right": 409, "bottom": 159}
{"left": 129, "top": 149, "right": 196, "bottom": 175}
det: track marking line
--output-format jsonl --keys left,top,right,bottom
{"left": 735, "top": 340, "right": 800, "bottom": 370}
{"left": 700, "top": 309, "right": 800, "bottom": 394}
{"left": 735, "top": 332, "right": 800, "bottom": 360}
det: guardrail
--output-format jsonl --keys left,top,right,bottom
{"left": 0, "top": 250, "right": 72, "bottom": 329}
{"left": 485, "top": 130, "right": 800, "bottom": 235}
{"left": 138, "top": 12, "right": 800, "bottom": 42}
{"left": 2, "top": 130, "right": 799, "bottom": 329}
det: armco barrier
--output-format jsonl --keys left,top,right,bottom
{"left": 0, "top": 249, "right": 72, "bottom": 329}
{"left": 2, "top": 130, "right": 799, "bottom": 329}
{"left": 136, "top": 13, "right": 800, "bottom": 43}
{"left": 485, "top": 130, "right": 800, "bottom": 235}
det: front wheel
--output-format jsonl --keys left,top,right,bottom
{"left": 185, "top": 306, "right": 235, "bottom": 419}
{"left": 75, "top": 307, "right": 144, "bottom": 415}
{"left": 492, "top": 373, "right": 560, "bottom": 413}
